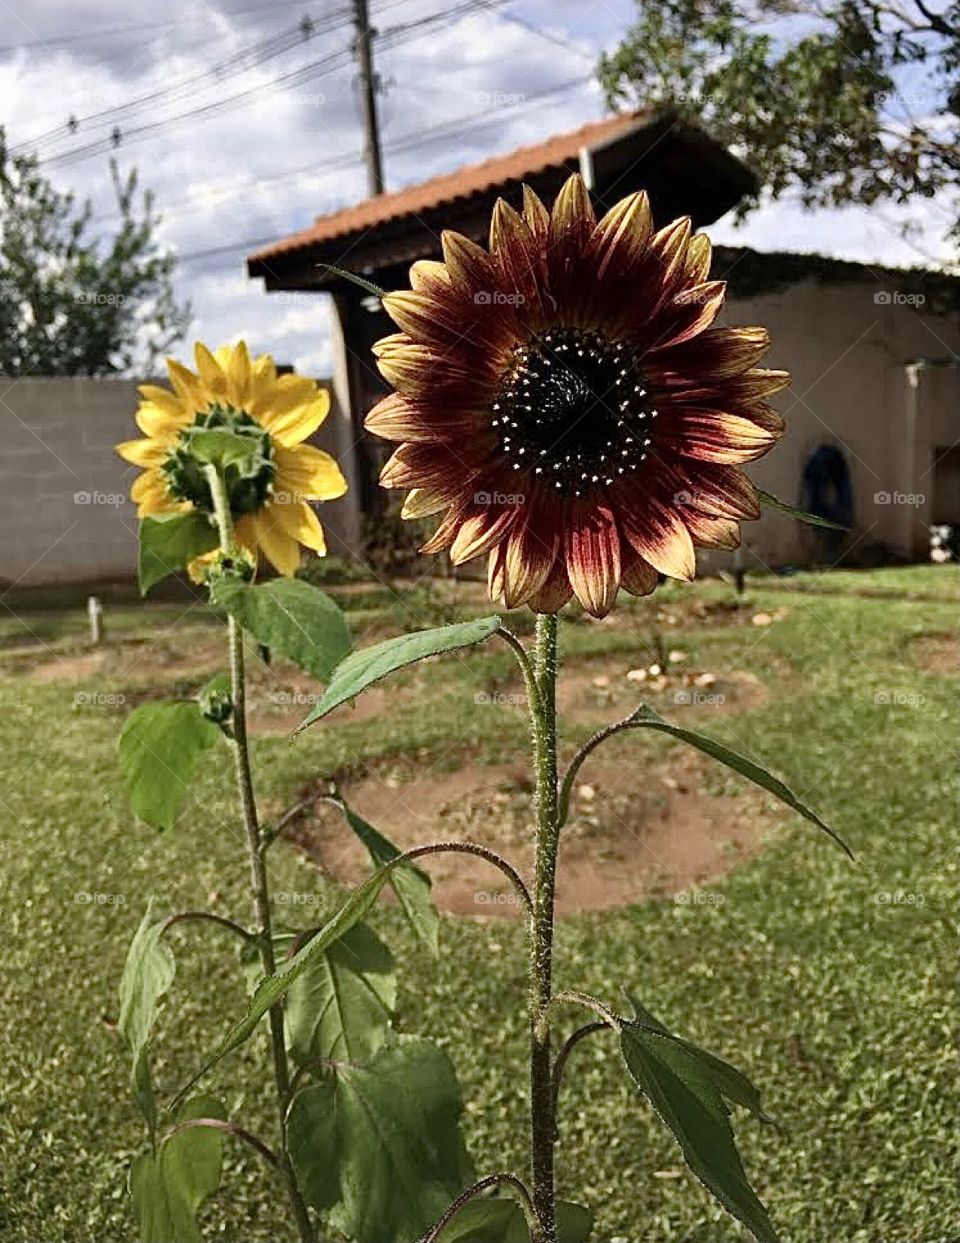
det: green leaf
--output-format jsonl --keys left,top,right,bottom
{"left": 626, "top": 996, "right": 774, "bottom": 1125}
{"left": 434, "top": 1197, "right": 592, "bottom": 1243}
{"left": 138, "top": 512, "right": 218, "bottom": 595}
{"left": 328, "top": 792, "right": 439, "bottom": 954}
{"left": 287, "top": 1036, "right": 473, "bottom": 1243}
{"left": 316, "top": 262, "right": 387, "bottom": 298}
{"left": 285, "top": 922, "right": 396, "bottom": 1064}
{"left": 620, "top": 1026, "right": 780, "bottom": 1243}
{"left": 119, "top": 702, "right": 221, "bottom": 831}
{"left": 758, "top": 490, "right": 847, "bottom": 531}
{"left": 118, "top": 900, "right": 174, "bottom": 1130}
{"left": 211, "top": 576, "right": 351, "bottom": 683}
{"left": 297, "top": 616, "right": 503, "bottom": 729}
{"left": 129, "top": 1095, "right": 226, "bottom": 1243}
{"left": 623, "top": 705, "right": 852, "bottom": 857}
{"left": 174, "top": 863, "right": 397, "bottom": 1103}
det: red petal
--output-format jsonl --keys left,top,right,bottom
{"left": 502, "top": 494, "right": 560, "bottom": 608}
{"left": 620, "top": 551, "right": 658, "bottom": 596}
{"left": 449, "top": 502, "right": 519, "bottom": 565}
{"left": 660, "top": 410, "right": 778, "bottom": 464}
{"left": 674, "top": 464, "right": 761, "bottom": 520}
{"left": 617, "top": 491, "right": 696, "bottom": 581}
{"left": 365, "top": 393, "right": 482, "bottom": 443}
{"left": 563, "top": 501, "right": 621, "bottom": 617}
{"left": 684, "top": 511, "right": 741, "bottom": 550}
{"left": 650, "top": 326, "right": 771, "bottom": 378}
{"left": 527, "top": 557, "right": 573, "bottom": 613}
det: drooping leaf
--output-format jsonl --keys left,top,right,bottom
{"left": 625, "top": 996, "right": 774, "bottom": 1125}
{"left": 174, "top": 863, "right": 397, "bottom": 1104}
{"left": 138, "top": 512, "right": 218, "bottom": 595}
{"left": 433, "top": 1196, "right": 592, "bottom": 1243}
{"left": 316, "top": 262, "right": 387, "bottom": 299}
{"left": 285, "top": 922, "right": 396, "bottom": 1064}
{"left": 623, "top": 705, "right": 851, "bottom": 857}
{"left": 118, "top": 901, "right": 175, "bottom": 1130}
{"left": 298, "top": 616, "right": 503, "bottom": 729}
{"left": 211, "top": 576, "right": 351, "bottom": 683}
{"left": 287, "top": 1036, "right": 473, "bottom": 1243}
{"left": 620, "top": 1026, "right": 779, "bottom": 1243}
{"left": 758, "top": 490, "right": 847, "bottom": 531}
{"left": 119, "top": 702, "right": 221, "bottom": 831}
{"left": 129, "top": 1095, "right": 226, "bottom": 1243}
{"left": 329, "top": 792, "right": 439, "bottom": 954}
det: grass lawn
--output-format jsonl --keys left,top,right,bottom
{"left": 0, "top": 566, "right": 956, "bottom": 1242}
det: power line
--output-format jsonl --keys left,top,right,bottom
{"left": 171, "top": 73, "right": 594, "bottom": 267}
{"left": 12, "top": 13, "right": 347, "bottom": 156}
{"left": 38, "top": 0, "right": 502, "bottom": 170}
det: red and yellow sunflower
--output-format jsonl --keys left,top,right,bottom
{"left": 365, "top": 174, "right": 786, "bottom": 617}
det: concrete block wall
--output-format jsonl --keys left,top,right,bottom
{"left": 0, "top": 375, "right": 361, "bottom": 588}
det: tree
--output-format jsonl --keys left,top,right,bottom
{"left": 599, "top": 0, "right": 960, "bottom": 252}
{"left": 0, "top": 130, "right": 190, "bottom": 376}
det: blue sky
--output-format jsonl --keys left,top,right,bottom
{"left": 0, "top": 0, "right": 953, "bottom": 376}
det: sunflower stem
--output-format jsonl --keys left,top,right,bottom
{"left": 204, "top": 464, "right": 317, "bottom": 1243}
{"left": 528, "top": 613, "right": 560, "bottom": 1243}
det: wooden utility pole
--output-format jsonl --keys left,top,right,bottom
{"left": 353, "top": 0, "right": 385, "bottom": 196}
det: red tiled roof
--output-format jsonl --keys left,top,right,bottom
{"left": 248, "top": 111, "right": 649, "bottom": 264}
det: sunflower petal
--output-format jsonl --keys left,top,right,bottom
{"left": 116, "top": 437, "right": 167, "bottom": 467}
{"left": 275, "top": 445, "right": 347, "bottom": 501}
{"left": 527, "top": 557, "right": 573, "bottom": 614}
{"left": 620, "top": 552, "right": 658, "bottom": 597}
{"left": 265, "top": 391, "right": 331, "bottom": 448}
{"left": 662, "top": 410, "right": 779, "bottom": 464}
{"left": 684, "top": 511, "right": 742, "bottom": 550}
{"left": 618, "top": 492, "right": 696, "bottom": 581}
{"left": 564, "top": 502, "right": 621, "bottom": 617}
{"left": 252, "top": 508, "right": 302, "bottom": 575}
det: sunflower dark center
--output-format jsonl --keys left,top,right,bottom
{"left": 163, "top": 404, "right": 276, "bottom": 516}
{"left": 492, "top": 328, "right": 658, "bottom": 496}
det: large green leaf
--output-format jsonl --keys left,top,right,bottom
{"left": 298, "top": 616, "right": 503, "bottom": 729}
{"left": 285, "top": 922, "right": 396, "bottom": 1064}
{"left": 288, "top": 1036, "right": 473, "bottom": 1243}
{"left": 620, "top": 1026, "right": 779, "bottom": 1242}
{"left": 435, "top": 1198, "right": 593, "bottom": 1243}
{"left": 118, "top": 901, "right": 175, "bottom": 1130}
{"left": 212, "top": 577, "right": 351, "bottom": 683}
{"left": 624, "top": 705, "right": 851, "bottom": 856}
{"left": 129, "top": 1095, "right": 226, "bottom": 1243}
{"left": 758, "top": 490, "right": 847, "bottom": 531}
{"left": 174, "top": 863, "right": 397, "bottom": 1103}
{"left": 119, "top": 702, "right": 221, "bottom": 831}
{"left": 329, "top": 792, "right": 439, "bottom": 954}
{"left": 138, "top": 512, "right": 219, "bottom": 595}
{"left": 627, "top": 997, "right": 774, "bottom": 1124}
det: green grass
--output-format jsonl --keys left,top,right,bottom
{"left": 0, "top": 567, "right": 956, "bottom": 1241}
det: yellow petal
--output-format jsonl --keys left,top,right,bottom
{"left": 194, "top": 342, "right": 229, "bottom": 397}
{"left": 275, "top": 445, "right": 347, "bottom": 501}
{"left": 401, "top": 487, "right": 449, "bottom": 519}
{"left": 131, "top": 469, "right": 175, "bottom": 517}
{"left": 166, "top": 358, "right": 206, "bottom": 410}
{"left": 249, "top": 353, "right": 278, "bottom": 410}
{"left": 253, "top": 508, "right": 302, "bottom": 575}
{"left": 225, "top": 340, "right": 252, "bottom": 408}
{"left": 271, "top": 499, "right": 327, "bottom": 555}
{"left": 250, "top": 372, "right": 316, "bottom": 420}
{"left": 137, "top": 383, "right": 186, "bottom": 420}
{"left": 116, "top": 438, "right": 167, "bottom": 467}
{"left": 264, "top": 391, "right": 332, "bottom": 448}
{"left": 135, "top": 401, "right": 187, "bottom": 439}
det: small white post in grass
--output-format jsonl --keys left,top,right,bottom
{"left": 87, "top": 595, "right": 104, "bottom": 645}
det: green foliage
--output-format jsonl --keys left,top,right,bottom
{"left": 599, "top": 0, "right": 960, "bottom": 246}
{"left": 620, "top": 1015, "right": 778, "bottom": 1241}
{"left": 758, "top": 491, "right": 847, "bottom": 532}
{"left": 0, "top": 132, "right": 189, "bottom": 375}
{"left": 327, "top": 792, "right": 439, "bottom": 954}
{"left": 436, "top": 1198, "right": 593, "bottom": 1243}
{"left": 138, "top": 513, "right": 218, "bottom": 595}
{"left": 284, "top": 923, "right": 397, "bottom": 1064}
{"left": 298, "top": 616, "right": 503, "bottom": 728}
{"left": 118, "top": 901, "right": 175, "bottom": 1131}
{"left": 287, "top": 1037, "right": 473, "bottom": 1243}
{"left": 621, "top": 704, "right": 851, "bottom": 856}
{"left": 212, "top": 577, "right": 351, "bottom": 683}
{"left": 129, "top": 1096, "right": 226, "bottom": 1243}
{"left": 119, "top": 702, "right": 221, "bottom": 830}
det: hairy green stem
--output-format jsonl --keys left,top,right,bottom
{"left": 528, "top": 613, "right": 560, "bottom": 1243}
{"left": 203, "top": 465, "right": 316, "bottom": 1243}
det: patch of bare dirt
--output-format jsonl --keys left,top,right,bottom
{"left": 911, "top": 632, "right": 960, "bottom": 674}
{"left": 289, "top": 749, "right": 773, "bottom": 919}
{"left": 25, "top": 637, "right": 225, "bottom": 684}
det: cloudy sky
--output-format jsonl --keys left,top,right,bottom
{"left": 0, "top": 0, "right": 953, "bottom": 376}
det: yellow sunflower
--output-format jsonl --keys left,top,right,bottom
{"left": 117, "top": 341, "right": 347, "bottom": 577}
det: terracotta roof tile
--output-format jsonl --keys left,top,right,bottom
{"left": 248, "top": 111, "right": 649, "bottom": 264}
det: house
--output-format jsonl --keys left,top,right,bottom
{"left": 248, "top": 109, "right": 960, "bottom": 573}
